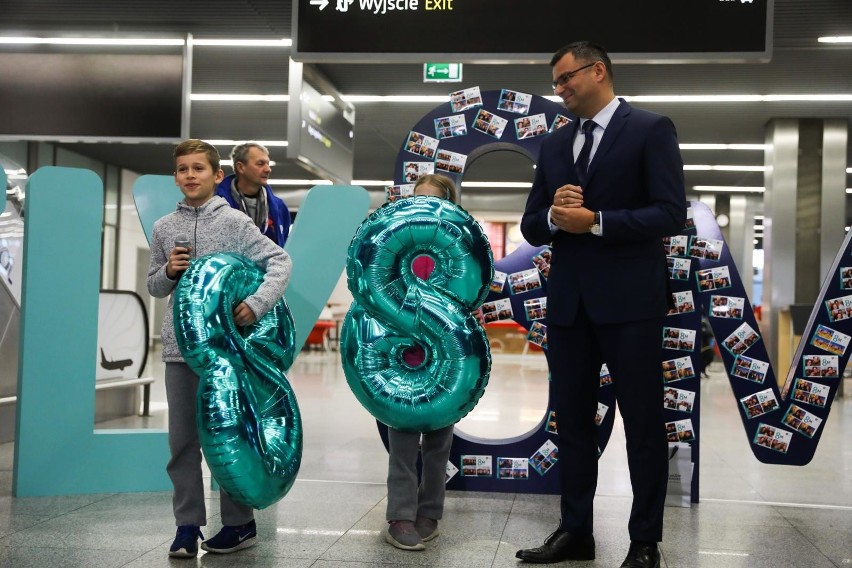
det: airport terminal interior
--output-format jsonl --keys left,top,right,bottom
{"left": 0, "top": 351, "right": 849, "bottom": 567}
{"left": 2, "top": 0, "right": 852, "bottom": 567}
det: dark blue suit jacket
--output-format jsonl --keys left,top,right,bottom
{"left": 521, "top": 99, "right": 686, "bottom": 326}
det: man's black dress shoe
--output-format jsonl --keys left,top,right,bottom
{"left": 619, "top": 541, "right": 660, "bottom": 568}
{"left": 515, "top": 530, "right": 595, "bottom": 563}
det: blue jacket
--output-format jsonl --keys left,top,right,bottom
{"left": 216, "top": 174, "right": 291, "bottom": 248}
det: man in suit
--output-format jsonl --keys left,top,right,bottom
{"left": 515, "top": 42, "right": 686, "bottom": 567}
{"left": 216, "top": 142, "right": 291, "bottom": 248}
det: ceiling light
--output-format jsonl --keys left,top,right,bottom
{"left": 191, "top": 39, "right": 291, "bottom": 47}
{"left": 221, "top": 160, "right": 276, "bottom": 167}
{"left": 268, "top": 179, "right": 333, "bottom": 186}
{"left": 191, "top": 94, "right": 289, "bottom": 102}
{"left": 684, "top": 165, "right": 766, "bottom": 171}
{"left": 547, "top": 94, "right": 852, "bottom": 103}
{"left": 352, "top": 180, "right": 394, "bottom": 186}
{"left": 205, "top": 140, "right": 288, "bottom": 147}
{"left": 818, "top": 36, "right": 852, "bottom": 43}
{"left": 462, "top": 181, "right": 533, "bottom": 188}
{"left": 680, "top": 144, "right": 768, "bottom": 151}
{"left": 693, "top": 186, "right": 765, "bottom": 193}
{"left": 0, "top": 36, "right": 183, "bottom": 46}
{"left": 340, "top": 95, "right": 450, "bottom": 103}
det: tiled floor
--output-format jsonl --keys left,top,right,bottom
{"left": 0, "top": 350, "right": 850, "bottom": 567}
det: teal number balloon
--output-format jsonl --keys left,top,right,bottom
{"left": 173, "top": 253, "right": 301, "bottom": 509}
{"left": 341, "top": 196, "right": 494, "bottom": 432}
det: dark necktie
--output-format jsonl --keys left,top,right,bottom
{"left": 575, "top": 119, "right": 597, "bottom": 186}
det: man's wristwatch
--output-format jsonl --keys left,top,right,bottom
{"left": 590, "top": 211, "right": 602, "bottom": 236}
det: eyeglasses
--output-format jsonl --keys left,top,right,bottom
{"left": 551, "top": 62, "right": 598, "bottom": 90}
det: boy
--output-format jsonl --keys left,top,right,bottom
{"left": 147, "top": 139, "right": 292, "bottom": 557}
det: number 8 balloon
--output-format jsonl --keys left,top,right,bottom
{"left": 341, "top": 196, "right": 494, "bottom": 432}
{"left": 174, "top": 253, "right": 302, "bottom": 509}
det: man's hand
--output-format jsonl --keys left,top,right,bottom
{"left": 550, "top": 184, "right": 593, "bottom": 233}
{"left": 551, "top": 205, "right": 596, "bottom": 234}
{"left": 233, "top": 302, "right": 258, "bottom": 326}
{"left": 553, "top": 184, "right": 584, "bottom": 208}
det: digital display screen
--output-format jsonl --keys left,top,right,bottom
{"left": 294, "top": 0, "right": 771, "bottom": 63}
{"left": 287, "top": 61, "right": 355, "bottom": 184}
{"left": 0, "top": 51, "right": 185, "bottom": 139}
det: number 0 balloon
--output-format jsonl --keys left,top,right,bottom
{"left": 173, "top": 253, "right": 302, "bottom": 509}
{"left": 341, "top": 196, "right": 494, "bottom": 432}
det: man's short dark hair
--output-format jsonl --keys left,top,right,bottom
{"left": 550, "top": 41, "right": 613, "bottom": 80}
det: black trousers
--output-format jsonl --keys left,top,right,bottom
{"left": 547, "top": 305, "right": 668, "bottom": 543}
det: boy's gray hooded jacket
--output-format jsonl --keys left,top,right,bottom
{"left": 147, "top": 196, "right": 292, "bottom": 362}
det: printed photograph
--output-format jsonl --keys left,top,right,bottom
{"left": 515, "top": 113, "right": 549, "bottom": 139}
{"left": 460, "top": 454, "right": 493, "bottom": 477}
{"left": 472, "top": 109, "right": 508, "bottom": 139}
{"left": 810, "top": 324, "right": 851, "bottom": 356}
{"left": 782, "top": 404, "right": 823, "bottom": 438}
{"left": 840, "top": 267, "right": 852, "bottom": 290}
{"left": 665, "top": 418, "right": 696, "bottom": 443}
{"left": 803, "top": 354, "right": 839, "bottom": 378}
{"left": 663, "top": 387, "right": 696, "bottom": 413}
{"left": 404, "top": 130, "right": 439, "bottom": 159}
{"left": 731, "top": 355, "right": 769, "bottom": 384}
{"left": 683, "top": 207, "right": 695, "bottom": 230}
{"left": 403, "top": 161, "right": 435, "bottom": 183}
{"left": 710, "top": 295, "right": 745, "bottom": 319}
{"left": 722, "top": 322, "right": 760, "bottom": 356}
{"left": 792, "top": 378, "right": 831, "bottom": 408}
{"left": 595, "top": 402, "right": 609, "bottom": 426}
{"left": 668, "top": 257, "right": 692, "bottom": 280}
{"left": 661, "top": 355, "right": 696, "bottom": 383}
{"left": 385, "top": 183, "right": 414, "bottom": 203}
{"left": 544, "top": 410, "right": 558, "bottom": 434}
{"left": 599, "top": 363, "right": 613, "bottom": 386}
{"left": 529, "top": 440, "right": 558, "bottom": 476}
{"left": 523, "top": 297, "right": 547, "bottom": 322}
{"left": 490, "top": 270, "right": 508, "bottom": 293}
{"left": 663, "top": 235, "right": 689, "bottom": 257}
{"left": 497, "top": 458, "right": 530, "bottom": 480}
{"left": 532, "top": 247, "right": 552, "bottom": 278}
{"left": 550, "top": 114, "right": 572, "bottom": 132}
{"left": 753, "top": 423, "right": 792, "bottom": 454}
{"left": 824, "top": 295, "right": 852, "bottom": 322}
{"left": 689, "top": 236, "right": 723, "bottom": 261}
{"left": 509, "top": 268, "right": 543, "bottom": 295}
{"left": 527, "top": 321, "right": 548, "bottom": 350}
{"left": 435, "top": 149, "right": 467, "bottom": 175}
{"left": 669, "top": 291, "right": 695, "bottom": 315}
{"left": 497, "top": 89, "right": 532, "bottom": 114}
{"left": 739, "top": 388, "right": 779, "bottom": 419}
{"left": 449, "top": 86, "right": 483, "bottom": 113}
{"left": 434, "top": 114, "right": 467, "bottom": 139}
{"left": 480, "top": 298, "right": 514, "bottom": 324}
{"left": 696, "top": 266, "right": 732, "bottom": 292}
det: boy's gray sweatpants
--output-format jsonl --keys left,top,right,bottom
{"left": 386, "top": 425, "right": 454, "bottom": 522}
{"left": 166, "top": 362, "right": 254, "bottom": 527}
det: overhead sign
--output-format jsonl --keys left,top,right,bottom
{"left": 292, "top": 0, "right": 772, "bottom": 63}
{"left": 423, "top": 62, "right": 462, "bottom": 83}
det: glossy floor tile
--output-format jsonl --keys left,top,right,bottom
{"left": 0, "top": 351, "right": 849, "bottom": 567}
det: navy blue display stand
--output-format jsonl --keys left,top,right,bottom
{"left": 372, "top": 89, "right": 846, "bottom": 501}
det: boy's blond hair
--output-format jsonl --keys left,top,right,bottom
{"left": 173, "top": 139, "right": 221, "bottom": 172}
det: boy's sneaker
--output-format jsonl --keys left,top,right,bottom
{"left": 385, "top": 520, "right": 425, "bottom": 551}
{"left": 201, "top": 520, "right": 257, "bottom": 554}
{"left": 169, "top": 525, "right": 204, "bottom": 558}
{"left": 415, "top": 516, "right": 439, "bottom": 542}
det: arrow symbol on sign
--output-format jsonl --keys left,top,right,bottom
{"left": 310, "top": 0, "right": 329, "bottom": 10}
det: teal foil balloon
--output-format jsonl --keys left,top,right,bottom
{"left": 341, "top": 196, "right": 493, "bottom": 432}
{"left": 173, "top": 253, "right": 301, "bottom": 509}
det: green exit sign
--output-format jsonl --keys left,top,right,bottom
{"left": 423, "top": 63, "right": 463, "bottom": 83}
